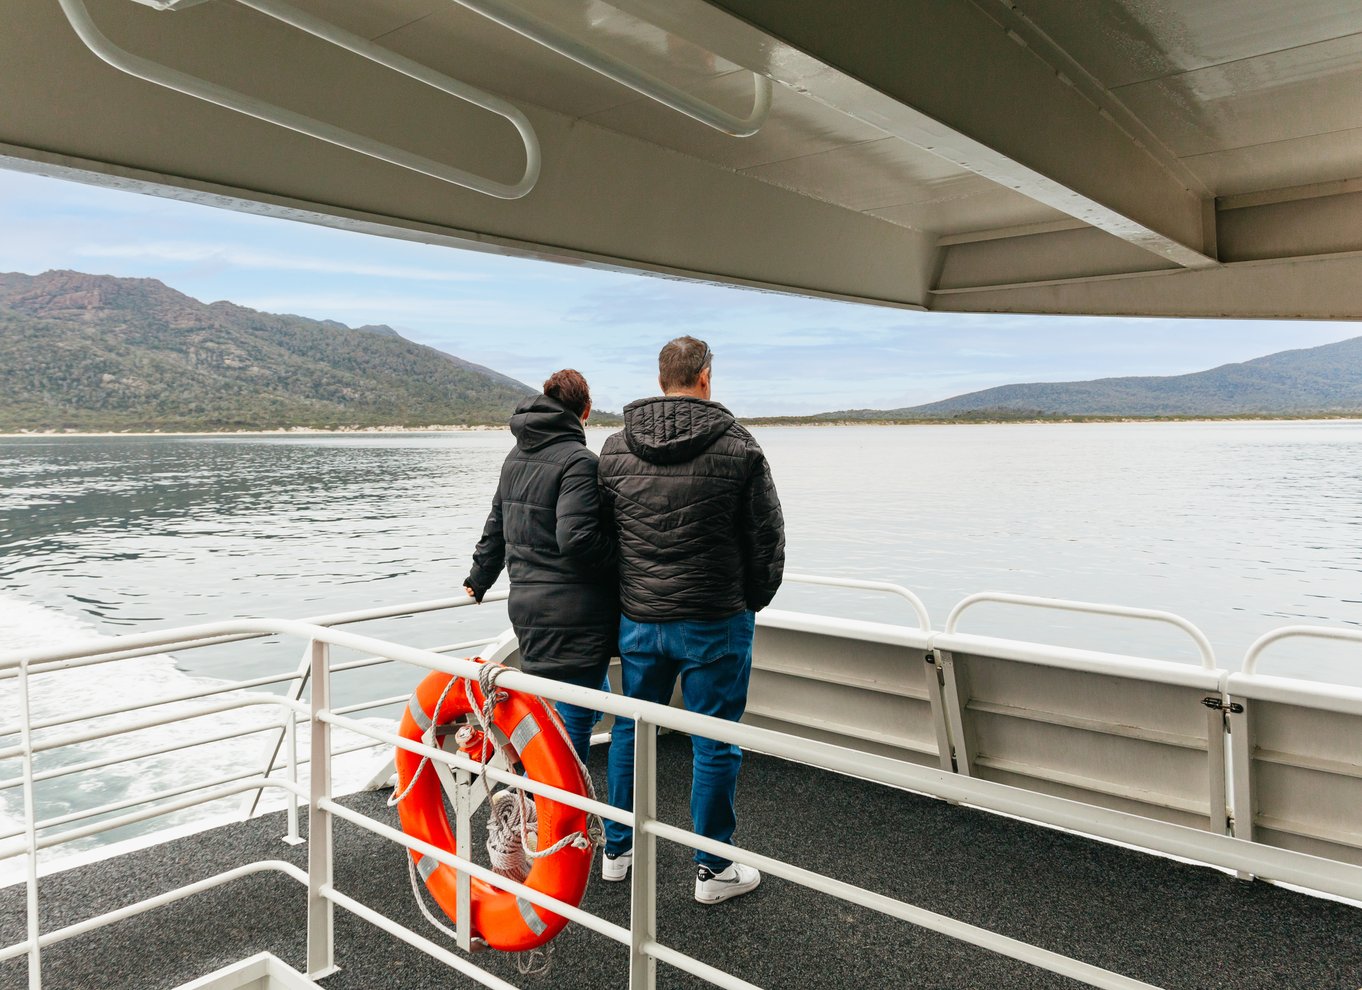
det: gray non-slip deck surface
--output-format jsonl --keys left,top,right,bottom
{"left": 4, "top": 734, "right": 1361, "bottom": 989}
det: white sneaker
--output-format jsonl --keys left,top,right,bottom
{"left": 694, "top": 863, "right": 761, "bottom": 904}
{"left": 601, "top": 848, "right": 632, "bottom": 882}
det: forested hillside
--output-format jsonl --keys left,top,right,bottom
{"left": 824, "top": 335, "right": 1362, "bottom": 419}
{"left": 0, "top": 270, "right": 537, "bottom": 431}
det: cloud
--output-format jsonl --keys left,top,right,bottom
{"left": 236, "top": 292, "right": 561, "bottom": 326}
{"left": 77, "top": 243, "right": 491, "bottom": 283}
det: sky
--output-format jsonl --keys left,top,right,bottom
{"left": 2, "top": 167, "right": 1359, "bottom": 417}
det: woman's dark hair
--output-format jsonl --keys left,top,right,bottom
{"left": 543, "top": 368, "right": 591, "bottom": 417}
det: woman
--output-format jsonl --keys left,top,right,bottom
{"left": 463, "top": 369, "right": 615, "bottom": 761}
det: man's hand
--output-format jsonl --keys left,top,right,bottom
{"left": 465, "top": 586, "right": 476, "bottom": 598}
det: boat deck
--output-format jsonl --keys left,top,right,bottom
{"left": 4, "top": 734, "right": 1361, "bottom": 990}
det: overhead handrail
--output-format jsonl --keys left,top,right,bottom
{"left": 945, "top": 591, "right": 1217, "bottom": 670}
{"left": 1241, "top": 624, "right": 1362, "bottom": 676}
{"left": 450, "top": 0, "right": 772, "bottom": 137}
{"left": 58, "top": 0, "right": 540, "bottom": 199}
{"left": 784, "top": 572, "right": 931, "bottom": 631}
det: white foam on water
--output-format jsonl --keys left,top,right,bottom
{"left": 0, "top": 593, "right": 395, "bottom": 886}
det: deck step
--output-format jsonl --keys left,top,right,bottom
{"left": 173, "top": 953, "right": 320, "bottom": 990}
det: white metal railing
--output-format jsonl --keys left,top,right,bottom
{"left": 0, "top": 593, "right": 507, "bottom": 857}
{"left": 242, "top": 631, "right": 504, "bottom": 821}
{"left": 1241, "top": 624, "right": 1362, "bottom": 677}
{"left": 0, "top": 592, "right": 511, "bottom": 988}
{"left": 946, "top": 591, "right": 1217, "bottom": 669}
{"left": 0, "top": 591, "right": 509, "bottom": 682}
{"left": 8, "top": 612, "right": 1362, "bottom": 990}
{"left": 6, "top": 596, "right": 1362, "bottom": 990}
{"left": 784, "top": 572, "right": 932, "bottom": 630}
{"left": 0, "top": 617, "right": 1160, "bottom": 990}
{"left": 0, "top": 593, "right": 508, "bottom": 854}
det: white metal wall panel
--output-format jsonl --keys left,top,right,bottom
{"left": 1228, "top": 694, "right": 1362, "bottom": 868}
{"left": 939, "top": 649, "right": 1227, "bottom": 831}
{"left": 746, "top": 619, "right": 947, "bottom": 770}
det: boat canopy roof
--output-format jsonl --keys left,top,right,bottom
{"left": 6, "top": 0, "right": 1362, "bottom": 320}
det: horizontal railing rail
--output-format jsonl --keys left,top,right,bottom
{"left": 0, "top": 590, "right": 508, "bottom": 681}
{"left": 783, "top": 572, "right": 932, "bottom": 630}
{"left": 1242, "top": 624, "right": 1362, "bottom": 676}
{"left": 945, "top": 591, "right": 1218, "bottom": 669}
{"left": 0, "top": 860, "right": 309, "bottom": 965}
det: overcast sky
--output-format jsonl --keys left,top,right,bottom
{"left": 2, "top": 168, "right": 1358, "bottom": 416}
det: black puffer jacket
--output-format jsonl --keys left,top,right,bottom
{"left": 598, "top": 396, "right": 784, "bottom": 623}
{"left": 465, "top": 395, "right": 617, "bottom": 676}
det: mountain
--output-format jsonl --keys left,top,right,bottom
{"left": 0, "top": 270, "right": 539, "bottom": 431}
{"left": 826, "top": 336, "right": 1362, "bottom": 420}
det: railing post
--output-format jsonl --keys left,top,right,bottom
{"left": 283, "top": 711, "right": 302, "bottom": 845}
{"left": 18, "top": 658, "right": 43, "bottom": 990}
{"left": 628, "top": 716, "right": 658, "bottom": 990}
{"left": 244, "top": 641, "right": 312, "bottom": 822}
{"left": 454, "top": 768, "right": 473, "bottom": 952}
{"left": 306, "top": 639, "right": 337, "bottom": 978}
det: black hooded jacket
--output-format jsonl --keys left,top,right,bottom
{"left": 465, "top": 394, "right": 617, "bottom": 676}
{"left": 598, "top": 396, "right": 785, "bottom": 623}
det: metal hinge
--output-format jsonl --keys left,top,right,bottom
{"left": 1202, "top": 697, "right": 1244, "bottom": 714}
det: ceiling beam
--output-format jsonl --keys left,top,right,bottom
{"left": 702, "top": 0, "right": 1218, "bottom": 269}
{"left": 930, "top": 254, "right": 1362, "bottom": 321}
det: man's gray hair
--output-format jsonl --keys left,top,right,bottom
{"left": 658, "top": 336, "right": 713, "bottom": 392}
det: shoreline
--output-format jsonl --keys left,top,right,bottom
{"left": 3, "top": 414, "right": 1362, "bottom": 438}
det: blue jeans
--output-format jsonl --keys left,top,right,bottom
{"left": 552, "top": 666, "right": 611, "bottom": 764}
{"left": 605, "top": 610, "right": 755, "bottom": 871}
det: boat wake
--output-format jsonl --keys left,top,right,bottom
{"left": 0, "top": 593, "right": 392, "bottom": 885}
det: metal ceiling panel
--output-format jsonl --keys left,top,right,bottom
{"left": 1183, "top": 128, "right": 1362, "bottom": 197}
{"left": 581, "top": 74, "right": 889, "bottom": 173}
{"left": 278, "top": 0, "right": 449, "bottom": 42}
{"left": 740, "top": 137, "right": 966, "bottom": 215}
{"left": 333, "top": 1, "right": 654, "bottom": 119}
{"left": 868, "top": 185, "right": 1071, "bottom": 238}
{"left": 1114, "top": 33, "right": 1362, "bottom": 161}
{"left": 1019, "top": 0, "right": 1362, "bottom": 88}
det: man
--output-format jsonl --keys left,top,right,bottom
{"left": 597, "top": 336, "right": 785, "bottom": 904}
{"left": 464, "top": 369, "right": 615, "bottom": 762}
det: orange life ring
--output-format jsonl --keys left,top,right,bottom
{"left": 394, "top": 664, "right": 593, "bottom": 952}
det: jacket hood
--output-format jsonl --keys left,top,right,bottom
{"left": 622, "top": 396, "right": 734, "bottom": 465}
{"left": 510, "top": 393, "right": 585, "bottom": 451}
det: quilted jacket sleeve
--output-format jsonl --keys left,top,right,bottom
{"left": 465, "top": 490, "right": 505, "bottom": 601}
{"left": 555, "top": 450, "right": 615, "bottom": 569}
{"left": 739, "top": 444, "right": 786, "bottom": 611}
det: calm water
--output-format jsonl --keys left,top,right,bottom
{"left": 2, "top": 422, "right": 1360, "bottom": 856}
{"left": 4, "top": 420, "right": 1362, "bottom": 673}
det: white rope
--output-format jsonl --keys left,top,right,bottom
{"left": 485, "top": 788, "right": 536, "bottom": 882}
{"left": 386, "top": 673, "right": 462, "bottom": 807}
{"left": 404, "top": 848, "right": 467, "bottom": 944}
